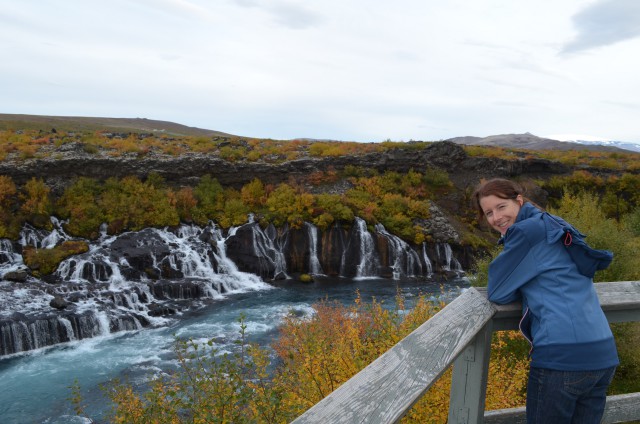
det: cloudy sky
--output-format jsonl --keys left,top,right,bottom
{"left": 2, "top": 0, "right": 640, "bottom": 143}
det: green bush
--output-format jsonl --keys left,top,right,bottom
{"left": 23, "top": 240, "right": 89, "bottom": 275}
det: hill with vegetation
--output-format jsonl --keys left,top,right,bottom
{"left": 446, "top": 132, "right": 634, "bottom": 153}
{"left": 0, "top": 113, "right": 231, "bottom": 137}
{"left": 1, "top": 114, "right": 640, "bottom": 251}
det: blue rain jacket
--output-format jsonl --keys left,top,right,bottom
{"left": 487, "top": 202, "right": 619, "bottom": 371}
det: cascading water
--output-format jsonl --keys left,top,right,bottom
{"left": 342, "top": 217, "right": 379, "bottom": 278}
{"left": 422, "top": 242, "right": 433, "bottom": 277}
{"left": 436, "top": 242, "right": 463, "bottom": 274}
{"left": 375, "top": 223, "right": 422, "bottom": 279}
{"left": 245, "top": 221, "right": 290, "bottom": 280}
{"left": 1, "top": 216, "right": 465, "bottom": 358}
{"left": 0, "top": 222, "right": 272, "bottom": 357}
{"left": 305, "top": 222, "right": 324, "bottom": 275}
{"left": 0, "top": 239, "right": 23, "bottom": 277}
{"left": 20, "top": 217, "right": 71, "bottom": 249}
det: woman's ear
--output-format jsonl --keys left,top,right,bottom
{"left": 516, "top": 194, "right": 524, "bottom": 206}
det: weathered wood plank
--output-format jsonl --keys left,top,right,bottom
{"left": 601, "top": 392, "right": 640, "bottom": 423}
{"left": 595, "top": 281, "right": 640, "bottom": 323}
{"left": 291, "top": 288, "right": 496, "bottom": 424}
{"left": 448, "top": 322, "right": 493, "bottom": 424}
{"left": 483, "top": 405, "right": 526, "bottom": 424}
{"left": 484, "top": 392, "right": 640, "bottom": 424}
{"left": 479, "top": 281, "right": 640, "bottom": 330}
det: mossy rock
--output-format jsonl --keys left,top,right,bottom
{"left": 23, "top": 240, "right": 89, "bottom": 276}
{"left": 298, "top": 273, "right": 314, "bottom": 283}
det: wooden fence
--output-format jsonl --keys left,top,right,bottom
{"left": 292, "top": 281, "right": 640, "bottom": 424}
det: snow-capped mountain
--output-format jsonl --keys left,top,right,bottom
{"left": 568, "top": 139, "right": 640, "bottom": 153}
{"left": 447, "top": 133, "right": 639, "bottom": 153}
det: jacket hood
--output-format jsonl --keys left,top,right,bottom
{"left": 541, "top": 207, "right": 613, "bottom": 278}
{"left": 500, "top": 202, "right": 612, "bottom": 278}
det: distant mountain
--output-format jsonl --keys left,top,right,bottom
{"left": 446, "top": 132, "right": 635, "bottom": 153}
{"left": 0, "top": 113, "right": 233, "bottom": 137}
{"left": 567, "top": 139, "right": 640, "bottom": 153}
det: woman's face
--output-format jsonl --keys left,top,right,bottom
{"left": 479, "top": 194, "right": 524, "bottom": 235}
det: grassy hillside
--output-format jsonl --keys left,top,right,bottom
{"left": 0, "top": 113, "right": 233, "bottom": 137}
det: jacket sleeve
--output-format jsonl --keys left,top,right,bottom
{"left": 487, "top": 226, "right": 539, "bottom": 304}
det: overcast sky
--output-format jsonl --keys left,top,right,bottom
{"left": 2, "top": 0, "right": 640, "bottom": 143}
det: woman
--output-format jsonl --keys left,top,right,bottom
{"left": 472, "top": 178, "right": 618, "bottom": 424}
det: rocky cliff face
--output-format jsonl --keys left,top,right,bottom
{"left": 0, "top": 218, "right": 467, "bottom": 356}
{"left": 0, "top": 141, "right": 570, "bottom": 195}
{"left": 0, "top": 140, "right": 581, "bottom": 356}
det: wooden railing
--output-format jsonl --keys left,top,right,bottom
{"left": 292, "top": 281, "right": 640, "bottom": 424}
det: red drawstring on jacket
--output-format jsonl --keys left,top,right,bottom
{"left": 564, "top": 231, "right": 573, "bottom": 246}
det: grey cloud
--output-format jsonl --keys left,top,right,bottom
{"left": 562, "top": 0, "right": 640, "bottom": 54}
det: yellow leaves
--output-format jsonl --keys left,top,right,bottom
{"left": 93, "top": 294, "right": 534, "bottom": 423}
{"left": 23, "top": 240, "right": 90, "bottom": 275}
{"left": 240, "top": 178, "right": 266, "bottom": 209}
{"left": 20, "top": 177, "right": 51, "bottom": 217}
{"left": 484, "top": 331, "right": 529, "bottom": 411}
{"left": 0, "top": 175, "right": 16, "bottom": 208}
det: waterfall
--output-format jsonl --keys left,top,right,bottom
{"left": 436, "top": 242, "right": 462, "bottom": 273}
{"left": 203, "top": 223, "right": 266, "bottom": 291}
{"left": 344, "top": 217, "right": 379, "bottom": 279}
{"left": 0, "top": 239, "right": 24, "bottom": 277}
{"left": 305, "top": 222, "right": 324, "bottom": 275}
{"left": 19, "top": 217, "right": 72, "bottom": 249}
{"left": 421, "top": 243, "right": 433, "bottom": 277}
{"left": 1, "top": 222, "right": 272, "bottom": 357}
{"left": 1, "top": 215, "right": 467, "bottom": 357}
{"left": 375, "top": 223, "right": 422, "bottom": 279}
{"left": 245, "top": 223, "right": 290, "bottom": 280}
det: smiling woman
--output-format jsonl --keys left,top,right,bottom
{"left": 478, "top": 194, "right": 523, "bottom": 235}
{"left": 472, "top": 178, "right": 618, "bottom": 424}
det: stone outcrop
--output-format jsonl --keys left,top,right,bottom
{"left": 0, "top": 141, "right": 572, "bottom": 195}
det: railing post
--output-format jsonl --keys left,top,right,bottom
{"left": 448, "top": 320, "right": 494, "bottom": 424}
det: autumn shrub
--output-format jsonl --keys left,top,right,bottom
{"left": 86, "top": 291, "right": 532, "bottom": 423}
{"left": 104, "top": 134, "right": 142, "bottom": 155}
{"left": 100, "top": 176, "right": 179, "bottom": 233}
{"left": 311, "top": 193, "right": 354, "bottom": 230}
{"left": 219, "top": 196, "right": 251, "bottom": 228}
{"left": 624, "top": 207, "right": 640, "bottom": 236}
{"left": 20, "top": 177, "right": 53, "bottom": 227}
{"left": 0, "top": 176, "right": 22, "bottom": 238}
{"left": 172, "top": 187, "right": 197, "bottom": 223}
{"left": 422, "top": 168, "right": 453, "bottom": 190}
{"left": 0, "top": 175, "right": 17, "bottom": 209}
{"left": 240, "top": 178, "right": 267, "bottom": 210}
{"left": 102, "top": 316, "right": 290, "bottom": 424}
{"left": 265, "top": 183, "right": 313, "bottom": 229}
{"left": 191, "top": 175, "right": 226, "bottom": 226}
{"left": 56, "top": 177, "right": 105, "bottom": 238}
{"left": 23, "top": 240, "right": 89, "bottom": 276}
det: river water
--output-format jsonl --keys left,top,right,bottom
{"left": 0, "top": 276, "right": 468, "bottom": 424}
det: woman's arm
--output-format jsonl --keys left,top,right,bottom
{"left": 487, "top": 226, "right": 539, "bottom": 304}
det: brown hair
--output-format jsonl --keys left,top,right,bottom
{"left": 472, "top": 178, "right": 534, "bottom": 222}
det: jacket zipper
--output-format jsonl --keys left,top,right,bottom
{"left": 519, "top": 306, "right": 533, "bottom": 357}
